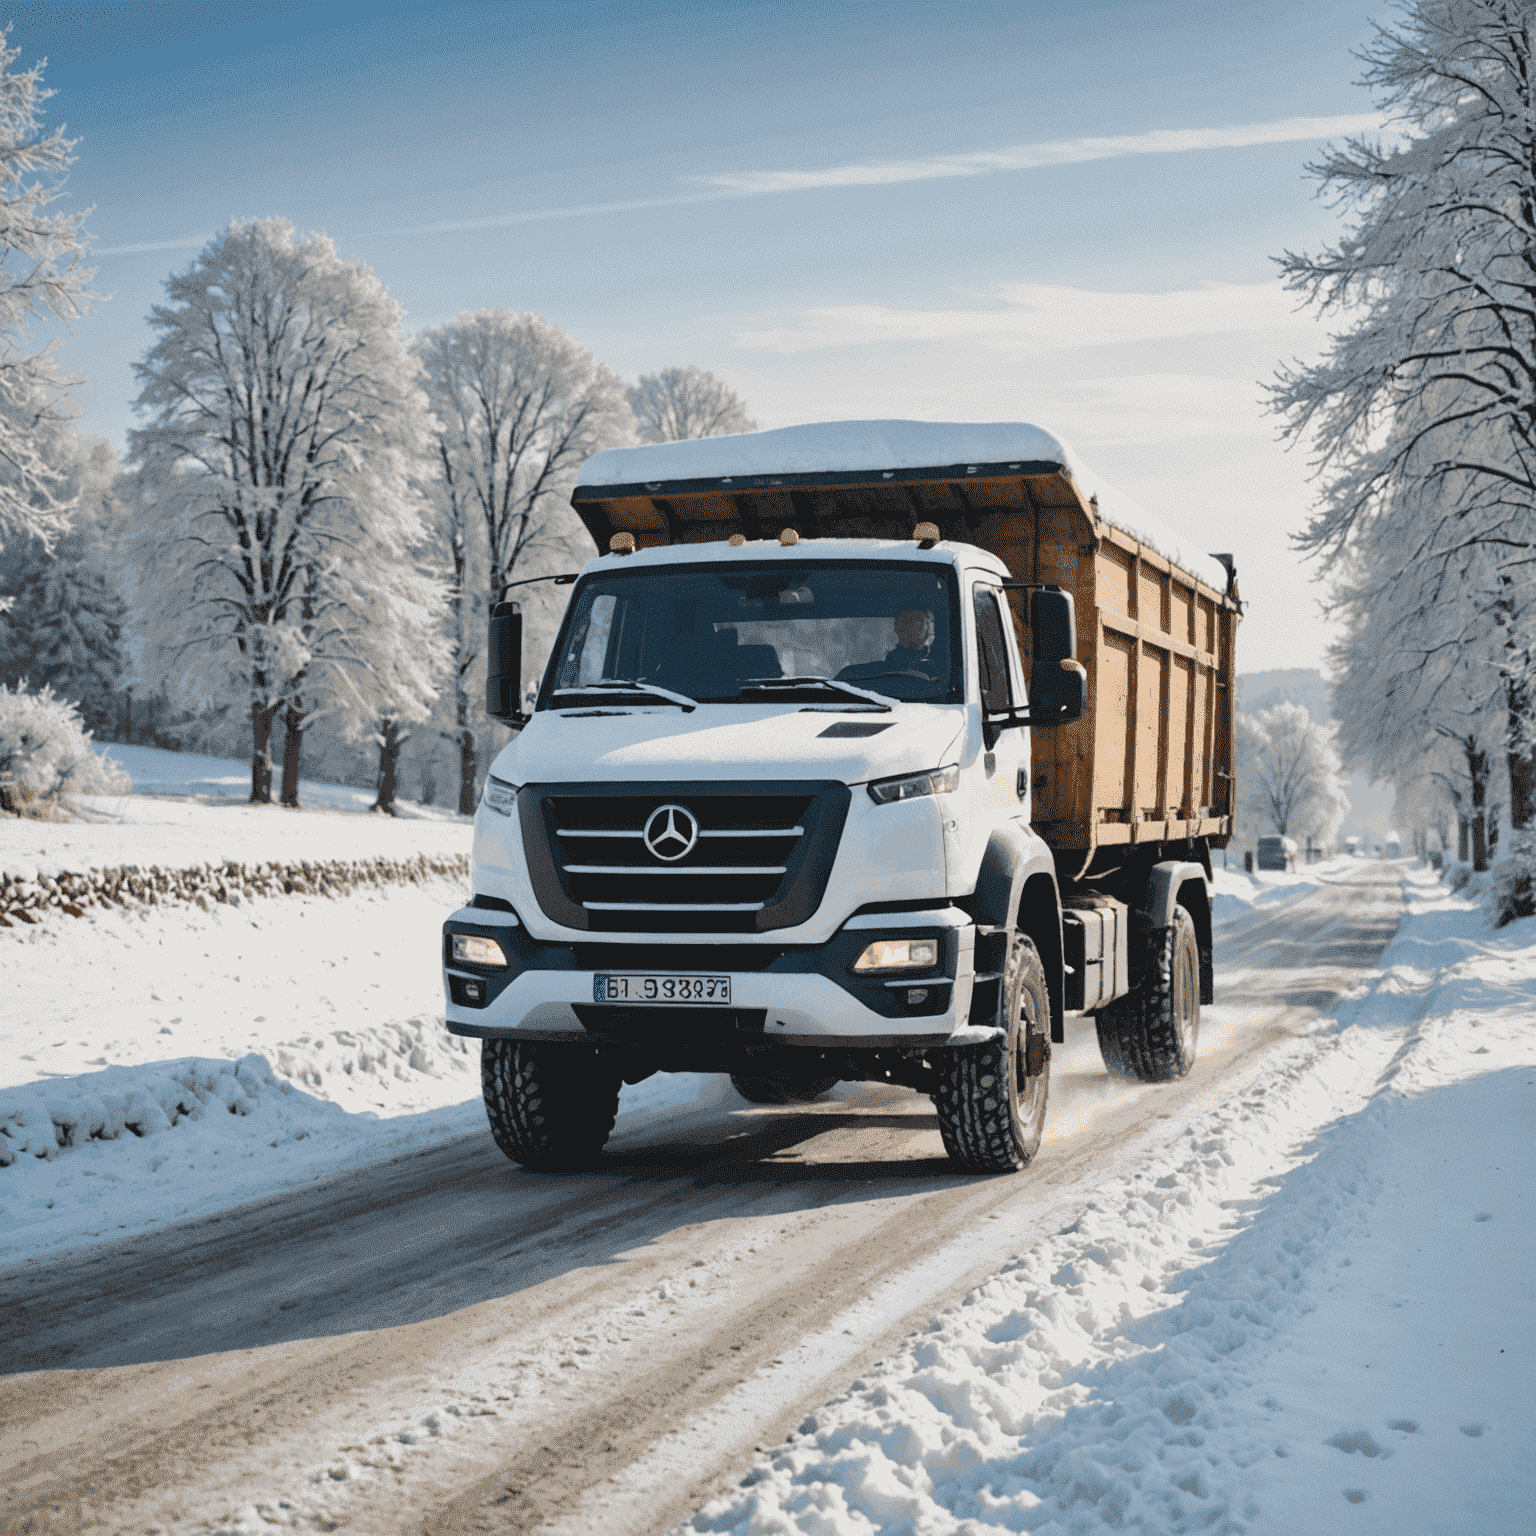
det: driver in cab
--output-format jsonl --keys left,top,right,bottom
{"left": 839, "top": 608, "right": 942, "bottom": 684}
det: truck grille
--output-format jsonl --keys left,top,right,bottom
{"left": 519, "top": 781, "right": 851, "bottom": 933}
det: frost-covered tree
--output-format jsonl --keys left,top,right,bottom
{"left": 1272, "top": 0, "right": 1536, "bottom": 849}
{"left": 1330, "top": 525, "right": 1506, "bottom": 867}
{"left": 0, "top": 437, "right": 126, "bottom": 734}
{"left": 127, "top": 219, "right": 437, "bottom": 804}
{"left": 1236, "top": 703, "right": 1350, "bottom": 848}
{"left": 416, "top": 311, "right": 628, "bottom": 603}
{"left": 0, "top": 35, "right": 93, "bottom": 554}
{"left": 0, "top": 682, "right": 127, "bottom": 814}
{"left": 627, "top": 366, "right": 756, "bottom": 443}
{"left": 414, "top": 311, "right": 627, "bottom": 810}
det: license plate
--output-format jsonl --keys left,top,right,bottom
{"left": 593, "top": 974, "right": 731, "bottom": 1004}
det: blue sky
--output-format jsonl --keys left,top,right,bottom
{"left": 18, "top": 0, "right": 1384, "bottom": 670}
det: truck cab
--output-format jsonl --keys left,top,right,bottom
{"left": 443, "top": 420, "right": 1238, "bottom": 1174}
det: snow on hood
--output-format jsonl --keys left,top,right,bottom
{"left": 578, "top": 419, "right": 1231, "bottom": 594}
{"left": 493, "top": 702, "right": 964, "bottom": 788}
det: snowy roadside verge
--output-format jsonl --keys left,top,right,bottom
{"left": 688, "top": 868, "right": 1536, "bottom": 1536}
{"left": 0, "top": 1051, "right": 487, "bottom": 1266}
{"left": 1, "top": 874, "right": 749, "bottom": 1269}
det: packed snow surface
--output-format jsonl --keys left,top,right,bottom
{"left": 688, "top": 865, "right": 1535, "bottom": 1536}
{"left": 577, "top": 419, "right": 1231, "bottom": 593}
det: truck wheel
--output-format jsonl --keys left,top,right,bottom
{"left": 1095, "top": 905, "right": 1200, "bottom": 1083}
{"left": 481, "top": 1039, "right": 622, "bottom": 1171}
{"left": 730, "top": 1071, "right": 839, "bottom": 1104}
{"left": 933, "top": 932, "right": 1050, "bottom": 1173}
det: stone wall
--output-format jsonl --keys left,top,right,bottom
{"left": 0, "top": 852, "right": 471, "bottom": 927}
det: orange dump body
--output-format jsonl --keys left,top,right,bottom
{"left": 571, "top": 458, "right": 1239, "bottom": 863}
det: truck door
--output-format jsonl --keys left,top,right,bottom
{"left": 973, "top": 583, "right": 1031, "bottom": 827}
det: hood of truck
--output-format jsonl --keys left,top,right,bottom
{"left": 493, "top": 703, "right": 964, "bottom": 787}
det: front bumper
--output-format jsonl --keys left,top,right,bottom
{"left": 442, "top": 905, "right": 977, "bottom": 1050}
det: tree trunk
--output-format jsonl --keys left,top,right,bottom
{"left": 374, "top": 717, "right": 402, "bottom": 816}
{"left": 250, "top": 700, "right": 279, "bottom": 804}
{"left": 1458, "top": 816, "right": 1469, "bottom": 863}
{"left": 458, "top": 725, "right": 477, "bottom": 815}
{"left": 447, "top": 492, "right": 478, "bottom": 818}
{"left": 280, "top": 698, "right": 304, "bottom": 809}
{"left": 1469, "top": 741, "right": 1489, "bottom": 872}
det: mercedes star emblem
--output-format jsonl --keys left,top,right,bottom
{"left": 643, "top": 803, "right": 700, "bottom": 862}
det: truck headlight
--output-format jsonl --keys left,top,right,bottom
{"left": 483, "top": 774, "right": 517, "bottom": 815}
{"left": 866, "top": 765, "right": 959, "bottom": 804}
{"left": 853, "top": 937, "right": 939, "bottom": 972}
{"left": 451, "top": 933, "right": 509, "bottom": 968}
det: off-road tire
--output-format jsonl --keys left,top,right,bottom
{"left": 481, "top": 1039, "right": 622, "bottom": 1171}
{"left": 933, "top": 932, "right": 1051, "bottom": 1173}
{"left": 1095, "top": 905, "right": 1200, "bottom": 1082}
{"left": 729, "top": 1071, "right": 839, "bottom": 1104}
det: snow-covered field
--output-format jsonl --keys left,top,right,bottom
{"left": 0, "top": 743, "right": 470, "bottom": 879}
{"left": 688, "top": 865, "right": 1535, "bottom": 1535}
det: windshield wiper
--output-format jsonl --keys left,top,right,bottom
{"left": 550, "top": 679, "right": 698, "bottom": 712}
{"left": 737, "top": 676, "right": 895, "bottom": 711}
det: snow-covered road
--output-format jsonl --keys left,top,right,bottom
{"left": 0, "top": 865, "right": 1417, "bottom": 1535}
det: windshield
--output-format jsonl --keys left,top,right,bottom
{"left": 543, "top": 560, "right": 961, "bottom": 706}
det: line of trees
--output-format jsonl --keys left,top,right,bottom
{"left": 1273, "top": 0, "right": 1536, "bottom": 882}
{"left": 0, "top": 41, "right": 762, "bottom": 814}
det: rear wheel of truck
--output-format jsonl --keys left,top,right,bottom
{"left": 933, "top": 932, "right": 1050, "bottom": 1173}
{"left": 1095, "top": 905, "right": 1200, "bottom": 1082}
{"left": 481, "top": 1039, "right": 622, "bottom": 1171}
{"left": 729, "top": 1070, "right": 839, "bottom": 1105}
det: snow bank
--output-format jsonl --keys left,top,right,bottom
{"left": 577, "top": 419, "right": 1232, "bottom": 593}
{"left": 689, "top": 867, "right": 1536, "bottom": 1535}
{"left": 0, "top": 1052, "right": 486, "bottom": 1263}
{"left": 1209, "top": 854, "right": 1357, "bottom": 918}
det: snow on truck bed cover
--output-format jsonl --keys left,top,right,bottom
{"left": 578, "top": 419, "right": 1231, "bottom": 593}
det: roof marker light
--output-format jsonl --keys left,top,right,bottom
{"left": 779, "top": 527, "right": 799, "bottom": 546}
{"left": 728, "top": 533, "right": 746, "bottom": 547}
{"left": 914, "top": 522, "right": 940, "bottom": 547}
{"left": 609, "top": 531, "right": 636, "bottom": 554}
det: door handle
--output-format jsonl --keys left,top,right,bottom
{"left": 1017, "top": 768, "right": 1029, "bottom": 800}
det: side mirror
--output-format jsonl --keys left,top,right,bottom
{"left": 486, "top": 601, "right": 525, "bottom": 724}
{"left": 1029, "top": 587, "right": 1086, "bottom": 725}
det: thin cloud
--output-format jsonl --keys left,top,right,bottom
{"left": 369, "top": 111, "right": 1381, "bottom": 239}
{"left": 100, "top": 112, "right": 1385, "bottom": 251}
{"left": 95, "top": 235, "right": 210, "bottom": 257}
{"left": 733, "top": 281, "right": 1322, "bottom": 355}
{"left": 697, "top": 113, "right": 1384, "bottom": 195}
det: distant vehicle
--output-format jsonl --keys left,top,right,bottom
{"left": 1256, "top": 835, "right": 1298, "bottom": 872}
{"left": 1344, "top": 836, "right": 1362, "bottom": 857}
{"left": 1383, "top": 837, "right": 1401, "bottom": 859}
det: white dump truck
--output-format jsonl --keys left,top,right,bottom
{"left": 443, "top": 422, "right": 1240, "bottom": 1173}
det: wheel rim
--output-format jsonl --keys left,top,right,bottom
{"left": 1176, "top": 940, "right": 1199, "bottom": 1063}
{"left": 1012, "top": 984, "right": 1049, "bottom": 1144}
{"left": 1013, "top": 1045, "right": 1048, "bottom": 1140}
